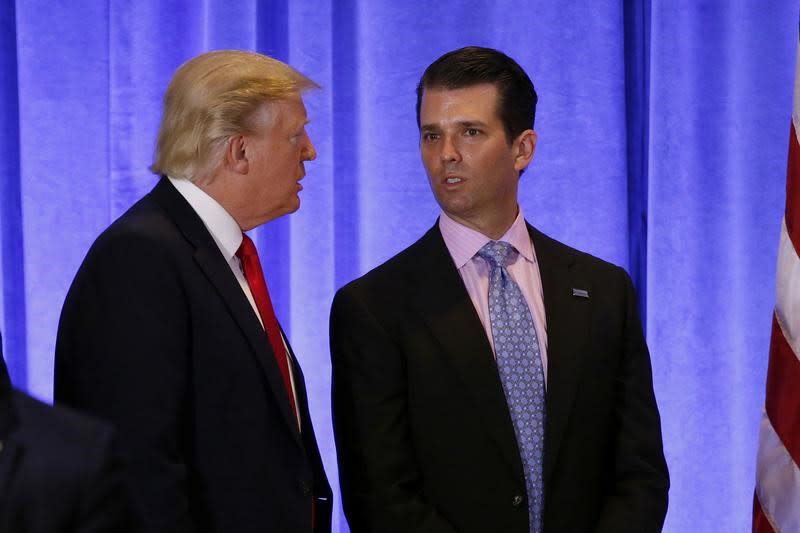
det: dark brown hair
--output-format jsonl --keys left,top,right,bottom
{"left": 416, "top": 46, "right": 537, "bottom": 143}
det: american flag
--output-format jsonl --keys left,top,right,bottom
{"left": 752, "top": 22, "right": 800, "bottom": 533}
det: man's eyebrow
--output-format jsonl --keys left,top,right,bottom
{"left": 420, "top": 120, "right": 489, "bottom": 130}
{"left": 456, "top": 120, "right": 489, "bottom": 128}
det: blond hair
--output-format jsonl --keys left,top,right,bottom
{"left": 151, "top": 50, "right": 318, "bottom": 181}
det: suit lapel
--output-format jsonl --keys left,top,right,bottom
{"left": 529, "top": 225, "right": 591, "bottom": 488}
{"left": 409, "top": 225, "right": 526, "bottom": 484}
{"left": 149, "top": 178, "right": 302, "bottom": 445}
{"left": 281, "top": 324, "right": 309, "bottom": 432}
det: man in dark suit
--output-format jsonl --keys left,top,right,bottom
{"left": 0, "top": 336, "right": 134, "bottom": 532}
{"left": 330, "top": 46, "right": 669, "bottom": 532}
{"left": 55, "top": 50, "right": 331, "bottom": 533}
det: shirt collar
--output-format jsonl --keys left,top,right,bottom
{"left": 438, "top": 208, "right": 535, "bottom": 269}
{"left": 168, "top": 176, "right": 243, "bottom": 262}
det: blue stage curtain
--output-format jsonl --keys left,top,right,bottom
{"left": 648, "top": 2, "right": 796, "bottom": 529}
{"left": 0, "top": 1, "right": 794, "bottom": 530}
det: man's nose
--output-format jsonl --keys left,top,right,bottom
{"left": 440, "top": 135, "right": 461, "bottom": 163}
{"left": 303, "top": 134, "right": 317, "bottom": 161}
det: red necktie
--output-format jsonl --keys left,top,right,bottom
{"left": 236, "top": 234, "right": 298, "bottom": 425}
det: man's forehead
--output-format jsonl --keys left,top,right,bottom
{"left": 423, "top": 83, "right": 498, "bottom": 98}
{"left": 420, "top": 84, "right": 500, "bottom": 123}
{"left": 253, "top": 96, "right": 308, "bottom": 128}
{"left": 279, "top": 95, "right": 309, "bottom": 122}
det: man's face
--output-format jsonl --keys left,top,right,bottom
{"left": 237, "top": 96, "right": 316, "bottom": 229}
{"left": 419, "top": 83, "right": 534, "bottom": 237}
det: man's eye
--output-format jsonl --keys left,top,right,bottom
{"left": 465, "top": 128, "right": 480, "bottom": 136}
{"left": 422, "top": 133, "right": 439, "bottom": 142}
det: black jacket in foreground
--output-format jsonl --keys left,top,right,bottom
{"left": 0, "top": 359, "right": 134, "bottom": 532}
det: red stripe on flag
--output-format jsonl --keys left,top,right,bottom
{"left": 787, "top": 121, "right": 800, "bottom": 251}
{"left": 764, "top": 313, "right": 800, "bottom": 467}
{"left": 753, "top": 492, "right": 776, "bottom": 533}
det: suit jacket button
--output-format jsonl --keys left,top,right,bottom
{"left": 512, "top": 495, "right": 524, "bottom": 507}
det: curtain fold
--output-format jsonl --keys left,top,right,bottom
{"left": 0, "top": 0, "right": 26, "bottom": 389}
{"left": 0, "top": 1, "right": 793, "bottom": 530}
{"left": 624, "top": 0, "right": 650, "bottom": 324}
{"left": 647, "top": 2, "right": 795, "bottom": 530}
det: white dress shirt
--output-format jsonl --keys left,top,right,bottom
{"left": 168, "top": 176, "right": 301, "bottom": 426}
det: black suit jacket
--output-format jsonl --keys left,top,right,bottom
{"left": 55, "top": 178, "right": 332, "bottom": 533}
{"left": 331, "top": 222, "right": 669, "bottom": 533}
{"left": 0, "top": 359, "right": 133, "bottom": 532}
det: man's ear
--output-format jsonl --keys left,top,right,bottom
{"left": 513, "top": 129, "right": 537, "bottom": 172}
{"left": 225, "top": 135, "right": 250, "bottom": 175}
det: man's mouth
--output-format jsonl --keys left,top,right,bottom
{"left": 445, "top": 175, "right": 463, "bottom": 184}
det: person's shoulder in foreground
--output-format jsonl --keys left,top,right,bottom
{"left": 0, "top": 351, "right": 135, "bottom": 533}
{"left": 331, "top": 45, "right": 668, "bottom": 533}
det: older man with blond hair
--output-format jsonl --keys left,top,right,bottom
{"left": 55, "top": 50, "right": 331, "bottom": 533}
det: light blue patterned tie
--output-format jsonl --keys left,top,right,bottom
{"left": 478, "top": 240, "right": 545, "bottom": 533}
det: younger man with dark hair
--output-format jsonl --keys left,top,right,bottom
{"left": 331, "top": 46, "right": 669, "bottom": 533}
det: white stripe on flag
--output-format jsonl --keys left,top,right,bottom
{"left": 793, "top": 41, "right": 800, "bottom": 131}
{"left": 776, "top": 218, "right": 800, "bottom": 361}
{"left": 756, "top": 408, "right": 800, "bottom": 532}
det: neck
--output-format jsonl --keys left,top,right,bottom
{"left": 193, "top": 172, "right": 251, "bottom": 231}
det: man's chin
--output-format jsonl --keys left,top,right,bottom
{"left": 283, "top": 196, "right": 301, "bottom": 217}
{"left": 436, "top": 198, "right": 472, "bottom": 219}
{"left": 254, "top": 198, "right": 301, "bottom": 227}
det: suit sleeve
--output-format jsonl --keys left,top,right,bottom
{"left": 55, "top": 234, "right": 196, "bottom": 533}
{"left": 75, "top": 424, "right": 139, "bottom": 533}
{"left": 594, "top": 268, "right": 670, "bottom": 532}
{"left": 330, "top": 287, "right": 457, "bottom": 533}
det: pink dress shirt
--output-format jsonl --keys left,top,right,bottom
{"left": 438, "top": 209, "right": 549, "bottom": 384}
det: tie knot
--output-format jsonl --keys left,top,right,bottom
{"left": 236, "top": 234, "right": 258, "bottom": 261}
{"left": 477, "top": 240, "right": 515, "bottom": 268}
